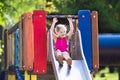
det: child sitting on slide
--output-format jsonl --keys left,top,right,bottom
{"left": 50, "top": 16, "right": 74, "bottom": 66}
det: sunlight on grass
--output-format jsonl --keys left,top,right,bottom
{"left": 94, "top": 67, "right": 118, "bottom": 80}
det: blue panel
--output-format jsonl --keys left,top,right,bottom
{"left": 14, "top": 29, "right": 20, "bottom": 67}
{"left": 0, "top": 70, "right": 5, "bottom": 80}
{"left": 99, "top": 34, "right": 120, "bottom": 48}
{"left": 78, "top": 10, "right": 92, "bottom": 71}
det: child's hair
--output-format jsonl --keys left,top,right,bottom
{"left": 55, "top": 24, "right": 67, "bottom": 33}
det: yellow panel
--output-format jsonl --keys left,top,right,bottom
{"left": 25, "top": 71, "right": 30, "bottom": 80}
{"left": 8, "top": 75, "right": 15, "bottom": 80}
{"left": 31, "top": 75, "right": 37, "bottom": 80}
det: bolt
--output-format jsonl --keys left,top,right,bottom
{"left": 82, "top": 15, "right": 85, "bottom": 18}
{"left": 39, "top": 15, "right": 42, "bottom": 18}
{"left": 36, "top": 70, "right": 39, "bottom": 73}
{"left": 29, "top": 66, "right": 31, "bottom": 68}
{"left": 43, "top": 69, "right": 45, "bottom": 72}
{"left": 95, "top": 65, "right": 97, "bottom": 68}
{"left": 93, "top": 15, "right": 96, "bottom": 18}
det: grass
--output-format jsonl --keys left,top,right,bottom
{"left": 94, "top": 67, "right": 118, "bottom": 80}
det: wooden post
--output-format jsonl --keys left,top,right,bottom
{"left": 22, "top": 12, "right": 34, "bottom": 71}
{"left": 91, "top": 11, "right": 99, "bottom": 71}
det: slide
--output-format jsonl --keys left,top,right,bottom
{"left": 48, "top": 30, "right": 92, "bottom": 80}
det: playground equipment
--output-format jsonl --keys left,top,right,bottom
{"left": 3, "top": 10, "right": 99, "bottom": 80}
{"left": 99, "top": 34, "right": 120, "bottom": 80}
{"left": 48, "top": 29, "right": 92, "bottom": 80}
{"left": 99, "top": 34, "right": 120, "bottom": 66}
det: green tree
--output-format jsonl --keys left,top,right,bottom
{"left": 52, "top": 0, "right": 120, "bottom": 33}
{"left": 1, "top": 0, "right": 120, "bottom": 32}
{"left": 0, "top": 0, "right": 46, "bottom": 28}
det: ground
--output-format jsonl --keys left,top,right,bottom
{"left": 94, "top": 67, "right": 118, "bottom": 80}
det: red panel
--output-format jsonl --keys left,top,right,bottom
{"left": 33, "top": 10, "right": 47, "bottom": 74}
{"left": 22, "top": 12, "right": 34, "bottom": 71}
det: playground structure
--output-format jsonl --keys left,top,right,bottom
{"left": 2, "top": 10, "right": 99, "bottom": 80}
{"left": 99, "top": 34, "right": 120, "bottom": 66}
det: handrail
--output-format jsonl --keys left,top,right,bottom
{"left": 47, "top": 15, "right": 78, "bottom": 19}
{"left": 8, "top": 22, "right": 19, "bottom": 35}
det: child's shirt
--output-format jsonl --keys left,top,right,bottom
{"left": 55, "top": 37, "right": 68, "bottom": 52}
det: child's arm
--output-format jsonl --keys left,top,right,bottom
{"left": 50, "top": 17, "right": 58, "bottom": 39}
{"left": 67, "top": 17, "right": 74, "bottom": 39}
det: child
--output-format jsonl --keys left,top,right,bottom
{"left": 50, "top": 16, "right": 74, "bottom": 66}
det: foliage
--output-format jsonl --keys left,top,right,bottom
{"left": 94, "top": 67, "right": 118, "bottom": 80}
{"left": 0, "top": 0, "right": 46, "bottom": 28}
{"left": 52, "top": 0, "right": 120, "bottom": 33}
{"left": 0, "top": 0, "right": 120, "bottom": 32}
{"left": 45, "top": 1, "right": 57, "bottom": 13}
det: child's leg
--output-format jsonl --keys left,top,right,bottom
{"left": 55, "top": 50, "right": 63, "bottom": 65}
{"left": 63, "top": 52, "right": 72, "bottom": 66}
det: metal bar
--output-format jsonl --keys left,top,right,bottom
{"left": 8, "top": 22, "right": 19, "bottom": 35}
{"left": 47, "top": 15, "right": 78, "bottom": 19}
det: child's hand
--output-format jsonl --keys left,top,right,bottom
{"left": 67, "top": 15, "right": 72, "bottom": 21}
{"left": 53, "top": 17, "right": 58, "bottom": 23}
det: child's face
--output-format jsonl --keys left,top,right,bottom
{"left": 58, "top": 28, "right": 67, "bottom": 38}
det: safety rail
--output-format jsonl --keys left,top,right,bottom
{"left": 4, "top": 22, "right": 23, "bottom": 80}
{"left": 46, "top": 15, "right": 78, "bottom": 19}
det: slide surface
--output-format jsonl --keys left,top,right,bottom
{"left": 49, "top": 30, "right": 92, "bottom": 80}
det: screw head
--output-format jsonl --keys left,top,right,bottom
{"left": 29, "top": 66, "right": 32, "bottom": 68}
{"left": 36, "top": 70, "right": 39, "bottom": 73}
{"left": 93, "top": 15, "right": 96, "bottom": 18}
{"left": 39, "top": 15, "right": 42, "bottom": 18}
{"left": 82, "top": 15, "right": 85, "bottom": 18}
